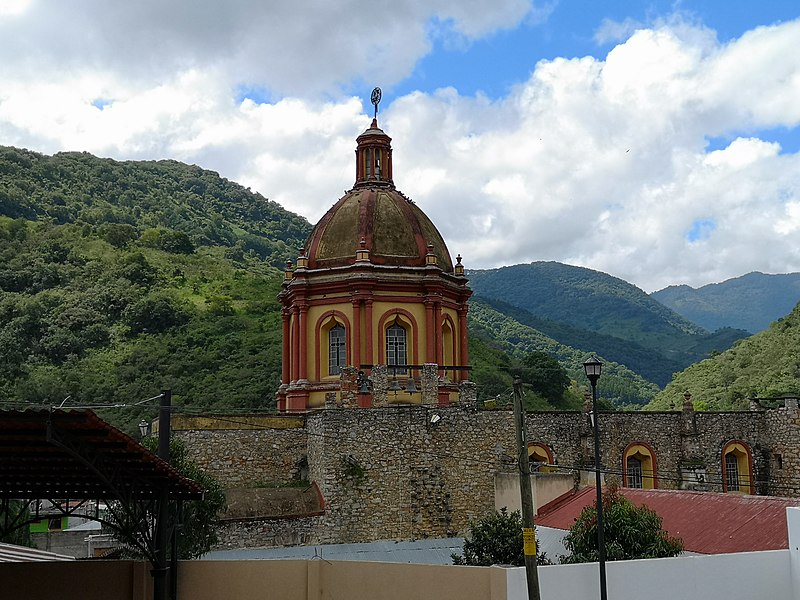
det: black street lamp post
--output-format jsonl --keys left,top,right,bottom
{"left": 584, "top": 355, "right": 607, "bottom": 600}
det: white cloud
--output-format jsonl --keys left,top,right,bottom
{"left": 0, "top": 0, "right": 536, "bottom": 96}
{"left": 0, "top": 6, "right": 799, "bottom": 292}
{"left": 390, "top": 20, "right": 800, "bottom": 291}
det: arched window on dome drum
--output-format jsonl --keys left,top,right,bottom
{"left": 386, "top": 321, "right": 407, "bottom": 375}
{"left": 328, "top": 324, "right": 346, "bottom": 376}
{"left": 441, "top": 319, "right": 454, "bottom": 368}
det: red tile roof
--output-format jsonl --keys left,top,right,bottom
{"left": 536, "top": 487, "right": 799, "bottom": 554}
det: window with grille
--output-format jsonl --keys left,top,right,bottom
{"left": 626, "top": 456, "right": 644, "bottom": 489}
{"left": 725, "top": 453, "right": 741, "bottom": 492}
{"left": 328, "top": 324, "right": 346, "bottom": 376}
{"left": 386, "top": 322, "right": 407, "bottom": 375}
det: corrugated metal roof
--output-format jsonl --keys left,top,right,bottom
{"left": 0, "top": 543, "right": 75, "bottom": 563}
{"left": 536, "top": 487, "right": 799, "bottom": 554}
{"left": 203, "top": 538, "right": 465, "bottom": 564}
{"left": 0, "top": 409, "right": 202, "bottom": 500}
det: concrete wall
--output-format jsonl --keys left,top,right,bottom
{"left": 2, "top": 549, "right": 794, "bottom": 600}
{"left": 179, "top": 560, "right": 509, "bottom": 600}
{"left": 515, "top": 550, "right": 792, "bottom": 600}
{"left": 0, "top": 560, "right": 152, "bottom": 600}
{"left": 495, "top": 473, "right": 575, "bottom": 515}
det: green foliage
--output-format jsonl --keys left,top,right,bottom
{"left": 468, "top": 263, "right": 749, "bottom": 388}
{"left": 648, "top": 301, "right": 800, "bottom": 410}
{"left": 652, "top": 272, "right": 800, "bottom": 334}
{"left": 560, "top": 482, "right": 683, "bottom": 563}
{"left": 0, "top": 501, "right": 33, "bottom": 547}
{"left": 468, "top": 299, "right": 659, "bottom": 407}
{"left": 0, "top": 148, "right": 301, "bottom": 433}
{"left": 121, "top": 437, "right": 227, "bottom": 559}
{"left": 0, "top": 146, "right": 311, "bottom": 267}
{"left": 451, "top": 508, "right": 548, "bottom": 566}
{"left": 520, "top": 351, "right": 571, "bottom": 407}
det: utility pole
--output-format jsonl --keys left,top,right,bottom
{"left": 154, "top": 389, "right": 171, "bottom": 600}
{"left": 512, "top": 377, "right": 542, "bottom": 600}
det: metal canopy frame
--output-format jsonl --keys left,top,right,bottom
{"left": 0, "top": 408, "right": 202, "bottom": 562}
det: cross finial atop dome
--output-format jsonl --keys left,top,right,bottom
{"left": 370, "top": 87, "right": 382, "bottom": 120}
{"left": 354, "top": 90, "right": 393, "bottom": 188}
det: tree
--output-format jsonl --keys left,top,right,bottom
{"left": 113, "top": 436, "right": 226, "bottom": 559}
{"left": 560, "top": 481, "right": 682, "bottom": 563}
{"left": 520, "top": 351, "right": 570, "bottom": 406}
{"left": 452, "top": 508, "right": 549, "bottom": 566}
{"left": 0, "top": 501, "right": 33, "bottom": 547}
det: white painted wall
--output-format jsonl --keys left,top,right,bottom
{"left": 788, "top": 507, "right": 800, "bottom": 598}
{"left": 507, "top": 550, "right": 793, "bottom": 600}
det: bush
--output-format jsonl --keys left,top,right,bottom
{"left": 561, "top": 481, "right": 683, "bottom": 563}
{"left": 451, "top": 508, "right": 549, "bottom": 566}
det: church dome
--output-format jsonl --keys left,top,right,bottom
{"left": 304, "top": 119, "right": 453, "bottom": 271}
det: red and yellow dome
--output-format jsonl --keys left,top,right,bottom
{"left": 304, "top": 119, "right": 453, "bottom": 271}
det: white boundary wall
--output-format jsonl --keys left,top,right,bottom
{"left": 508, "top": 505, "right": 800, "bottom": 600}
{"left": 507, "top": 550, "right": 792, "bottom": 600}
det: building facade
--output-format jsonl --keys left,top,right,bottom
{"left": 178, "top": 112, "right": 800, "bottom": 550}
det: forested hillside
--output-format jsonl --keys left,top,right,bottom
{"left": 0, "top": 146, "right": 309, "bottom": 266}
{"left": 469, "top": 299, "right": 660, "bottom": 407}
{"left": 0, "top": 146, "right": 312, "bottom": 432}
{"left": 467, "top": 262, "right": 748, "bottom": 386}
{"left": 652, "top": 272, "right": 800, "bottom": 334}
{"left": 647, "top": 301, "right": 800, "bottom": 411}
{"left": 3, "top": 146, "right": 784, "bottom": 426}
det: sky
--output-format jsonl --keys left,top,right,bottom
{"left": 1, "top": 1, "right": 799, "bottom": 292}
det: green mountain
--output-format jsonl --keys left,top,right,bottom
{"left": 0, "top": 146, "right": 312, "bottom": 432}
{"left": 652, "top": 272, "right": 800, "bottom": 334}
{"left": 647, "top": 301, "right": 800, "bottom": 411}
{"left": 467, "top": 262, "right": 748, "bottom": 387}
{"left": 0, "top": 146, "right": 767, "bottom": 422}
{"left": 468, "top": 299, "right": 660, "bottom": 407}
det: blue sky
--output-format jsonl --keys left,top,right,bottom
{"left": 0, "top": 0, "right": 799, "bottom": 291}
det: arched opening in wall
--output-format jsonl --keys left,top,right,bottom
{"left": 386, "top": 317, "right": 408, "bottom": 375}
{"left": 722, "top": 441, "right": 753, "bottom": 494}
{"left": 441, "top": 317, "right": 455, "bottom": 368}
{"left": 316, "top": 313, "right": 350, "bottom": 379}
{"left": 528, "top": 443, "right": 556, "bottom": 473}
{"left": 622, "top": 443, "right": 657, "bottom": 489}
{"left": 295, "top": 456, "right": 309, "bottom": 485}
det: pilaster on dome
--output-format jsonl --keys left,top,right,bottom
{"left": 354, "top": 117, "right": 393, "bottom": 188}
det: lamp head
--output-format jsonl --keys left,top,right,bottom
{"left": 583, "top": 355, "right": 602, "bottom": 386}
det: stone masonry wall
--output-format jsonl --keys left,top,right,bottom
{"left": 178, "top": 405, "right": 800, "bottom": 549}
{"left": 213, "top": 515, "right": 324, "bottom": 549}
{"left": 175, "top": 424, "right": 309, "bottom": 488}
{"left": 306, "top": 406, "right": 515, "bottom": 543}
{"left": 765, "top": 400, "right": 800, "bottom": 496}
